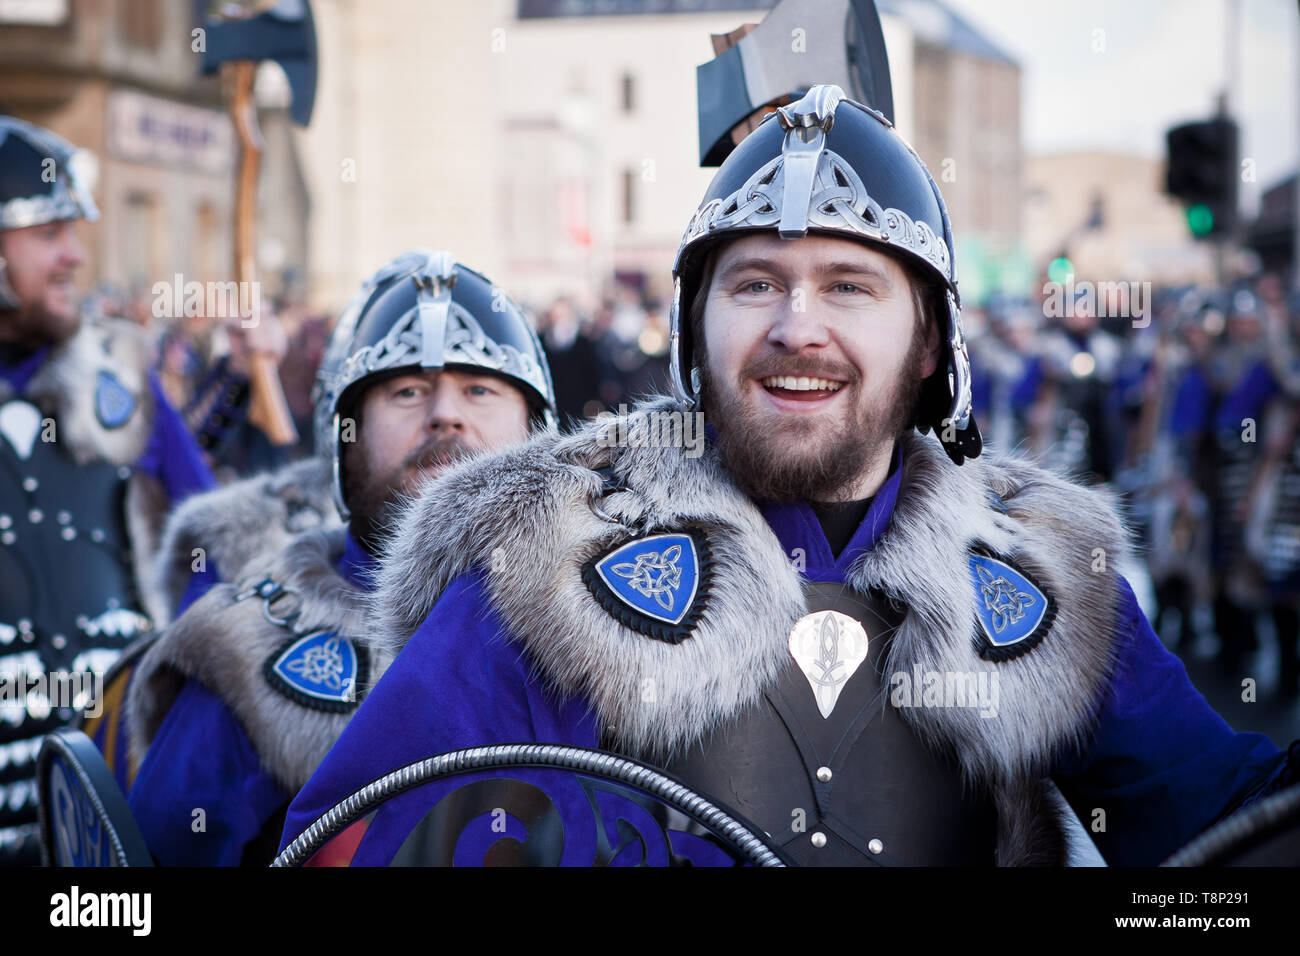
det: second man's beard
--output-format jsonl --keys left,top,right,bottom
{"left": 700, "top": 331, "right": 927, "bottom": 504}
{"left": 0, "top": 302, "right": 80, "bottom": 351}
{"left": 342, "top": 434, "right": 471, "bottom": 555}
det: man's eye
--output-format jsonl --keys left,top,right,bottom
{"left": 468, "top": 384, "right": 496, "bottom": 397}
{"left": 834, "top": 282, "right": 865, "bottom": 294}
{"left": 742, "top": 280, "right": 774, "bottom": 294}
{"left": 394, "top": 387, "right": 421, "bottom": 399}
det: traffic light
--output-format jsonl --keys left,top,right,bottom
{"left": 1165, "top": 118, "right": 1238, "bottom": 240}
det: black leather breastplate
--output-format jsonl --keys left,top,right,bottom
{"left": 0, "top": 401, "right": 150, "bottom": 859}
{"left": 650, "top": 583, "right": 997, "bottom": 866}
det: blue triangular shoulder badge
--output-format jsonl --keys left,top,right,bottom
{"left": 95, "top": 370, "right": 137, "bottom": 430}
{"left": 968, "top": 550, "right": 1055, "bottom": 662}
{"left": 582, "top": 530, "right": 712, "bottom": 644}
{"left": 264, "top": 631, "right": 370, "bottom": 712}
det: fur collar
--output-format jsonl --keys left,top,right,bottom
{"left": 153, "top": 456, "right": 340, "bottom": 621}
{"left": 128, "top": 527, "right": 385, "bottom": 793}
{"left": 21, "top": 318, "right": 154, "bottom": 467}
{"left": 374, "top": 396, "right": 1127, "bottom": 814}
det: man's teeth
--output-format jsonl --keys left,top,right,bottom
{"left": 761, "top": 376, "right": 844, "bottom": 392}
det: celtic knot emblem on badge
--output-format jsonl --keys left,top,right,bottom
{"left": 285, "top": 636, "right": 347, "bottom": 691}
{"left": 968, "top": 551, "right": 1055, "bottom": 662}
{"left": 582, "top": 530, "right": 713, "bottom": 644}
{"left": 265, "top": 630, "right": 369, "bottom": 712}
{"left": 94, "top": 370, "right": 137, "bottom": 429}
{"left": 974, "top": 564, "right": 1035, "bottom": 635}
{"left": 609, "top": 544, "right": 684, "bottom": 613}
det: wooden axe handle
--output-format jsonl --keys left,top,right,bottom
{"left": 224, "top": 59, "right": 299, "bottom": 447}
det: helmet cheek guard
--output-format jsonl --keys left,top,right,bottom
{"left": 313, "top": 250, "right": 557, "bottom": 520}
{"left": 669, "top": 84, "right": 982, "bottom": 465}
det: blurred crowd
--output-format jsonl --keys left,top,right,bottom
{"left": 94, "top": 268, "right": 1300, "bottom": 699}
{"left": 964, "top": 270, "right": 1300, "bottom": 697}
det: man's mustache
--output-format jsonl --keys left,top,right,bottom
{"left": 740, "top": 354, "right": 859, "bottom": 384}
{"left": 404, "top": 437, "right": 471, "bottom": 472}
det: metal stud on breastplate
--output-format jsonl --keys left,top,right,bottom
{"left": 810, "top": 832, "right": 828, "bottom": 848}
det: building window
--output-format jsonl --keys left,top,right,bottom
{"left": 119, "top": 0, "right": 162, "bottom": 50}
{"left": 621, "top": 71, "right": 635, "bottom": 113}
{"left": 622, "top": 167, "right": 635, "bottom": 225}
{"left": 122, "top": 191, "right": 161, "bottom": 289}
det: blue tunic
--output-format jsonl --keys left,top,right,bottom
{"left": 127, "top": 532, "right": 375, "bottom": 866}
{"left": 282, "top": 451, "right": 1291, "bottom": 866}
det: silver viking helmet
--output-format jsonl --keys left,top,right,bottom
{"left": 314, "top": 250, "right": 557, "bottom": 518}
{"left": 670, "top": 84, "right": 982, "bottom": 465}
{"left": 0, "top": 116, "right": 100, "bottom": 311}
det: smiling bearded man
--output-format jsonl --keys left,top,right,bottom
{"left": 281, "top": 86, "right": 1298, "bottom": 868}
{"left": 695, "top": 232, "right": 939, "bottom": 504}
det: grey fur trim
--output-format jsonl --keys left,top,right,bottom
{"left": 23, "top": 319, "right": 154, "bottom": 467}
{"left": 850, "top": 431, "right": 1127, "bottom": 785}
{"left": 373, "top": 396, "right": 1129, "bottom": 863}
{"left": 372, "top": 401, "right": 807, "bottom": 758}
{"left": 126, "top": 527, "right": 387, "bottom": 793}
{"left": 153, "top": 456, "right": 339, "bottom": 621}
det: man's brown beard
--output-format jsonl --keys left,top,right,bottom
{"left": 700, "top": 324, "right": 928, "bottom": 503}
{"left": 0, "top": 301, "right": 80, "bottom": 349}
{"left": 342, "top": 433, "right": 470, "bottom": 554}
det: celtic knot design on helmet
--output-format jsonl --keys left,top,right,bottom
{"left": 444, "top": 306, "right": 547, "bottom": 391}
{"left": 328, "top": 302, "right": 548, "bottom": 415}
{"left": 678, "top": 149, "right": 952, "bottom": 284}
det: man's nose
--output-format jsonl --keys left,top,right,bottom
{"left": 61, "top": 228, "right": 87, "bottom": 269}
{"left": 766, "top": 285, "right": 830, "bottom": 352}
{"left": 425, "top": 379, "right": 465, "bottom": 431}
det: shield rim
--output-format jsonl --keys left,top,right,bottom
{"left": 35, "top": 728, "right": 154, "bottom": 867}
{"left": 274, "top": 742, "right": 790, "bottom": 868}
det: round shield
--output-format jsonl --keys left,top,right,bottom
{"left": 36, "top": 728, "right": 153, "bottom": 867}
{"left": 1162, "top": 783, "right": 1300, "bottom": 866}
{"left": 275, "top": 744, "right": 790, "bottom": 867}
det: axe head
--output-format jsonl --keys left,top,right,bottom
{"left": 202, "top": 0, "right": 318, "bottom": 126}
{"left": 697, "top": 0, "right": 893, "bottom": 166}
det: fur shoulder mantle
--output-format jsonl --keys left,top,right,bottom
{"left": 127, "top": 527, "right": 385, "bottom": 793}
{"left": 376, "top": 398, "right": 1129, "bottom": 783}
{"left": 153, "top": 456, "right": 340, "bottom": 620}
{"left": 15, "top": 318, "right": 155, "bottom": 467}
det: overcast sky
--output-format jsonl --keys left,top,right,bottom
{"left": 941, "top": 0, "right": 1297, "bottom": 212}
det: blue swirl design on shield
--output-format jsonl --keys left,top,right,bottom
{"left": 94, "top": 370, "right": 136, "bottom": 429}
{"left": 968, "top": 553, "right": 1053, "bottom": 660}
{"left": 597, "top": 533, "right": 699, "bottom": 625}
{"left": 267, "top": 631, "right": 362, "bottom": 709}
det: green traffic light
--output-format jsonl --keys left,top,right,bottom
{"left": 1047, "top": 256, "right": 1074, "bottom": 284}
{"left": 1188, "top": 203, "right": 1214, "bottom": 235}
